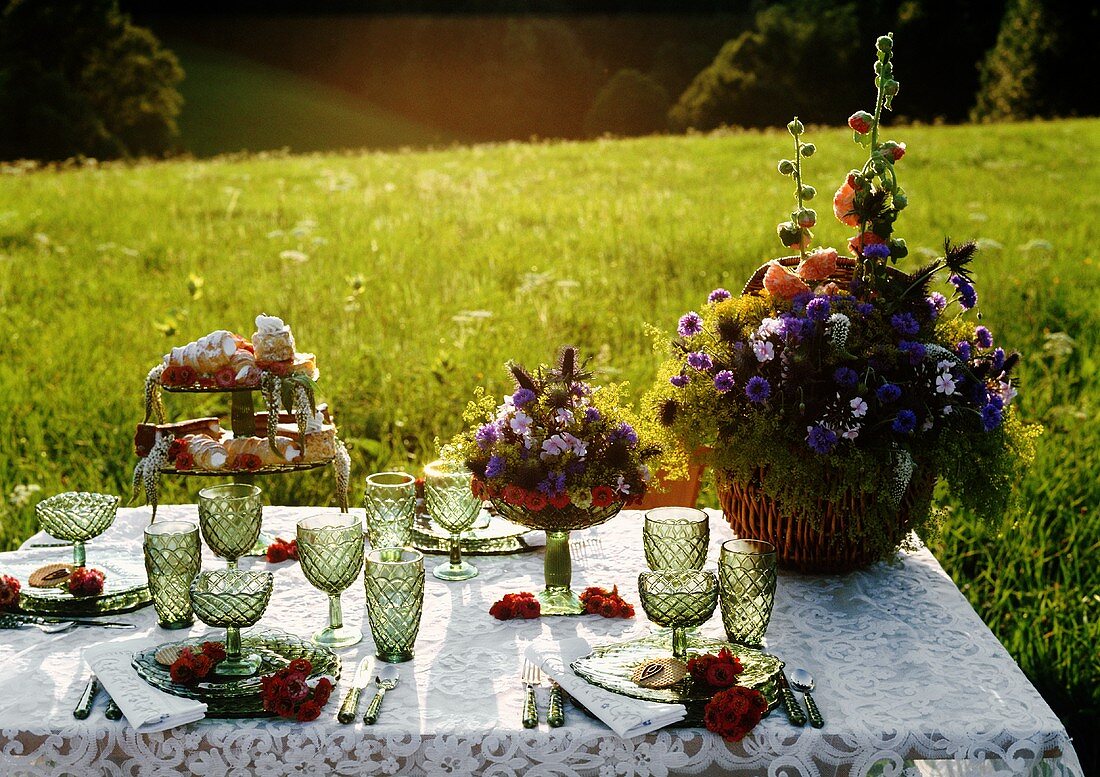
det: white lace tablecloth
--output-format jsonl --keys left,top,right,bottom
{"left": 0, "top": 506, "right": 1082, "bottom": 777}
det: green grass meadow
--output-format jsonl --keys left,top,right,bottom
{"left": 0, "top": 120, "right": 1097, "bottom": 760}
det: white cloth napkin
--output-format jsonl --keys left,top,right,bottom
{"left": 524, "top": 638, "right": 686, "bottom": 739}
{"left": 85, "top": 638, "right": 207, "bottom": 733}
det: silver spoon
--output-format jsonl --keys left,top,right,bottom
{"left": 363, "top": 664, "right": 400, "bottom": 725}
{"left": 788, "top": 668, "right": 824, "bottom": 728}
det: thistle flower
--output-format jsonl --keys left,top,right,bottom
{"left": 714, "top": 370, "right": 736, "bottom": 393}
{"left": 678, "top": 312, "right": 704, "bottom": 338}
{"left": 863, "top": 243, "right": 891, "bottom": 260}
{"left": 687, "top": 352, "right": 713, "bottom": 371}
{"left": 708, "top": 288, "right": 732, "bottom": 304}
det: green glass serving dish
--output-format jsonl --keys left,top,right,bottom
{"left": 411, "top": 511, "right": 536, "bottom": 556}
{"left": 6, "top": 547, "right": 151, "bottom": 617}
{"left": 132, "top": 630, "right": 341, "bottom": 718}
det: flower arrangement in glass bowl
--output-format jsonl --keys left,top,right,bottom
{"left": 645, "top": 34, "right": 1040, "bottom": 573}
{"left": 445, "top": 346, "right": 660, "bottom": 615}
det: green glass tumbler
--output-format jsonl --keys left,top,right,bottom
{"left": 718, "top": 539, "right": 778, "bottom": 648}
{"left": 364, "top": 472, "right": 417, "bottom": 550}
{"left": 36, "top": 492, "right": 119, "bottom": 568}
{"left": 197, "top": 483, "right": 263, "bottom": 569}
{"left": 363, "top": 547, "right": 425, "bottom": 663}
{"left": 643, "top": 507, "right": 710, "bottom": 571}
{"left": 424, "top": 459, "right": 480, "bottom": 581}
{"left": 190, "top": 569, "right": 273, "bottom": 677}
{"left": 143, "top": 520, "right": 201, "bottom": 629}
{"left": 297, "top": 512, "right": 365, "bottom": 649}
{"left": 638, "top": 569, "right": 719, "bottom": 660}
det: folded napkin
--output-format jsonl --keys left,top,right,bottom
{"left": 525, "top": 638, "right": 686, "bottom": 738}
{"left": 85, "top": 638, "right": 206, "bottom": 733}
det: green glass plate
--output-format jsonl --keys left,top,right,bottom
{"left": 571, "top": 630, "right": 783, "bottom": 724}
{"left": 132, "top": 630, "right": 341, "bottom": 718}
{"left": 5, "top": 547, "right": 152, "bottom": 617}
{"left": 412, "top": 512, "right": 536, "bottom": 556}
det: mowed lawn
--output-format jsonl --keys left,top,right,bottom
{"left": 0, "top": 120, "right": 1097, "bottom": 762}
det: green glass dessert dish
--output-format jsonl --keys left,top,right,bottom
{"left": 643, "top": 507, "right": 710, "bottom": 571}
{"left": 424, "top": 460, "right": 481, "bottom": 582}
{"left": 35, "top": 492, "right": 119, "bottom": 568}
{"left": 296, "top": 512, "right": 364, "bottom": 649}
{"left": 190, "top": 569, "right": 273, "bottom": 677}
{"left": 638, "top": 569, "right": 719, "bottom": 660}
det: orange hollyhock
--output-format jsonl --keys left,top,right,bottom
{"left": 763, "top": 262, "right": 811, "bottom": 300}
{"left": 796, "top": 247, "right": 839, "bottom": 281}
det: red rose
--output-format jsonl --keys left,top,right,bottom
{"left": 214, "top": 366, "right": 237, "bottom": 389}
{"left": 548, "top": 492, "right": 570, "bottom": 509}
{"left": 288, "top": 658, "right": 312, "bottom": 675}
{"left": 847, "top": 110, "right": 873, "bottom": 134}
{"left": 166, "top": 438, "right": 184, "bottom": 459}
{"left": 274, "top": 698, "right": 295, "bottom": 719}
{"left": 489, "top": 600, "right": 512, "bottom": 620}
{"left": 524, "top": 491, "right": 548, "bottom": 512}
{"left": 296, "top": 700, "right": 322, "bottom": 722}
{"left": 703, "top": 686, "right": 768, "bottom": 742}
{"left": 312, "top": 677, "right": 334, "bottom": 706}
{"left": 598, "top": 599, "right": 619, "bottom": 619}
{"left": 176, "top": 365, "right": 197, "bottom": 387}
{"left": 202, "top": 641, "right": 227, "bottom": 663}
{"left": 284, "top": 676, "right": 309, "bottom": 702}
{"left": 590, "top": 485, "right": 615, "bottom": 508}
{"left": 266, "top": 543, "right": 289, "bottom": 563}
{"left": 517, "top": 599, "right": 541, "bottom": 619}
{"left": 191, "top": 654, "right": 214, "bottom": 679}
{"left": 706, "top": 662, "right": 739, "bottom": 689}
{"left": 0, "top": 575, "right": 21, "bottom": 611}
{"left": 170, "top": 660, "right": 196, "bottom": 686}
{"left": 175, "top": 451, "right": 194, "bottom": 471}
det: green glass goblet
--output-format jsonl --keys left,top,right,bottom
{"left": 197, "top": 483, "right": 263, "bottom": 569}
{"left": 638, "top": 569, "right": 719, "bottom": 660}
{"left": 424, "top": 459, "right": 480, "bottom": 581}
{"left": 36, "top": 492, "right": 119, "bottom": 568}
{"left": 143, "top": 520, "right": 201, "bottom": 629}
{"left": 190, "top": 569, "right": 273, "bottom": 677}
{"left": 718, "top": 539, "right": 778, "bottom": 648}
{"left": 643, "top": 507, "right": 710, "bottom": 571}
{"left": 364, "top": 472, "right": 417, "bottom": 550}
{"left": 363, "top": 547, "right": 425, "bottom": 663}
{"left": 297, "top": 512, "right": 365, "bottom": 649}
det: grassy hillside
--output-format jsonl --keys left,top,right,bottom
{"left": 0, "top": 121, "right": 1097, "bottom": 765}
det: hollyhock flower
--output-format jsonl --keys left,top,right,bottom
{"left": 708, "top": 288, "right": 731, "bottom": 304}
{"left": 883, "top": 141, "right": 906, "bottom": 161}
{"left": 509, "top": 411, "right": 534, "bottom": 436}
{"left": 745, "top": 376, "right": 771, "bottom": 403}
{"left": 833, "top": 180, "right": 860, "bottom": 227}
{"left": 848, "top": 111, "right": 873, "bottom": 134}
{"left": 975, "top": 326, "right": 993, "bottom": 348}
{"left": 891, "top": 313, "right": 920, "bottom": 337}
{"left": 806, "top": 425, "right": 837, "bottom": 454}
{"left": 834, "top": 367, "right": 858, "bottom": 388}
{"left": 763, "top": 262, "right": 812, "bottom": 299}
{"left": 850, "top": 397, "right": 868, "bottom": 417}
{"left": 848, "top": 231, "right": 885, "bottom": 256}
{"left": 877, "top": 384, "right": 902, "bottom": 403}
{"left": 892, "top": 409, "right": 917, "bottom": 434}
{"left": 981, "top": 404, "right": 1003, "bottom": 431}
{"left": 936, "top": 373, "right": 956, "bottom": 395}
{"left": 669, "top": 374, "right": 689, "bottom": 388}
{"left": 714, "top": 370, "right": 735, "bottom": 393}
{"left": 797, "top": 247, "right": 839, "bottom": 281}
{"left": 678, "top": 312, "right": 704, "bottom": 338}
{"left": 475, "top": 423, "right": 499, "bottom": 449}
{"left": 687, "top": 352, "right": 713, "bottom": 371}
{"left": 806, "top": 297, "right": 831, "bottom": 322}
{"left": 752, "top": 340, "right": 774, "bottom": 363}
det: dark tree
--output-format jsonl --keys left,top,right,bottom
{"left": 583, "top": 68, "right": 670, "bottom": 137}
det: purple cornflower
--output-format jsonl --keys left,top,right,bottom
{"left": 584, "top": 407, "right": 601, "bottom": 422}
{"left": 891, "top": 313, "right": 920, "bottom": 337}
{"left": 981, "top": 404, "right": 1003, "bottom": 431}
{"left": 877, "top": 383, "right": 902, "bottom": 403}
{"left": 806, "top": 425, "right": 838, "bottom": 454}
{"left": 745, "top": 376, "right": 771, "bottom": 403}
{"left": 610, "top": 422, "right": 638, "bottom": 446}
{"left": 975, "top": 326, "right": 993, "bottom": 348}
{"left": 992, "top": 347, "right": 1006, "bottom": 372}
{"left": 678, "top": 311, "right": 704, "bottom": 338}
{"left": 485, "top": 455, "right": 505, "bottom": 478}
{"left": 537, "top": 471, "right": 567, "bottom": 497}
{"left": 670, "top": 374, "right": 689, "bottom": 388}
{"left": 950, "top": 274, "right": 977, "bottom": 309}
{"left": 899, "top": 340, "right": 926, "bottom": 365}
{"left": 475, "top": 423, "right": 500, "bottom": 449}
{"left": 687, "top": 352, "right": 713, "bottom": 371}
{"left": 708, "top": 288, "right": 732, "bottom": 304}
{"left": 806, "top": 297, "right": 831, "bottom": 322}
{"left": 957, "top": 341, "right": 972, "bottom": 360}
{"left": 714, "top": 370, "right": 736, "bottom": 393}
{"left": 892, "top": 409, "right": 917, "bottom": 434}
{"left": 863, "top": 243, "right": 891, "bottom": 260}
{"left": 566, "top": 459, "right": 587, "bottom": 475}
{"left": 834, "top": 367, "right": 859, "bottom": 388}
{"left": 777, "top": 313, "right": 806, "bottom": 341}
{"left": 987, "top": 393, "right": 1005, "bottom": 410}
{"left": 928, "top": 292, "right": 947, "bottom": 313}
{"left": 513, "top": 388, "right": 537, "bottom": 408}
{"left": 856, "top": 302, "right": 875, "bottom": 316}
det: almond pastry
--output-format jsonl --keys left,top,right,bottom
{"left": 28, "top": 563, "right": 73, "bottom": 589}
{"left": 632, "top": 658, "right": 688, "bottom": 689}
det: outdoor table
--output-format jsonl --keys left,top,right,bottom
{"left": 0, "top": 505, "right": 1082, "bottom": 776}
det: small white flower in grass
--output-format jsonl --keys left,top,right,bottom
{"left": 509, "top": 411, "right": 533, "bottom": 436}
{"left": 850, "top": 397, "right": 868, "bottom": 417}
{"left": 279, "top": 250, "right": 309, "bottom": 263}
{"left": 753, "top": 340, "right": 775, "bottom": 362}
{"left": 935, "top": 373, "right": 956, "bottom": 395}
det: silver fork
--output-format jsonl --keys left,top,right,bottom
{"left": 521, "top": 661, "right": 541, "bottom": 728}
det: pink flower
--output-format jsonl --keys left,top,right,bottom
{"left": 762, "top": 262, "right": 811, "bottom": 300}
{"left": 848, "top": 111, "right": 873, "bottom": 134}
{"left": 833, "top": 181, "right": 860, "bottom": 227}
{"left": 883, "top": 141, "right": 906, "bottom": 161}
{"left": 797, "top": 247, "right": 839, "bottom": 281}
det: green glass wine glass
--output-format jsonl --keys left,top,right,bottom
{"left": 197, "top": 483, "right": 263, "bottom": 569}
{"left": 638, "top": 569, "right": 719, "bottom": 660}
{"left": 364, "top": 472, "right": 417, "bottom": 550}
{"left": 36, "top": 492, "right": 119, "bottom": 568}
{"left": 297, "top": 512, "right": 365, "bottom": 649}
{"left": 424, "top": 459, "right": 480, "bottom": 581}
{"left": 190, "top": 569, "right": 273, "bottom": 677}
{"left": 363, "top": 547, "right": 425, "bottom": 663}
{"left": 643, "top": 507, "right": 710, "bottom": 571}
{"left": 143, "top": 520, "right": 201, "bottom": 629}
{"left": 718, "top": 538, "right": 778, "bottom": 648}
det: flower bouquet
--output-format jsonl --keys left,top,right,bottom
{"left": 646, "top": 34, "right": 1039, "bottom": 573}
{"left": 445, "top": 347, "right": 659, "bottom": 614}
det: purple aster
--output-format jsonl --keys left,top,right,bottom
{"left": 950, "top": 274, "right": 977, "bottom": 309}
{"left": 485, "top": 455, "right": 505, "bottom": 478}
{"left": 584, "top": 407, "right": 601, "bottom": 422}
{"left": 745, "top": 376, "right": 771, "bottom": 403}
{"left": 777, "top": 313, "right": 806, "bottom": 341}
{"left": 957, "top": 341, "right": 972, "bottom": 360}
{"left": 806, "top": 425, "right": 838, "bottom": 454}
{"left": 992, "top": 347, "right": 1005, "bottom": 372}
{"left": 714, "top": 370, "right": 736, "bottom": 393}
{"left": 475, "top": 423, "right": 500, "bottom": 449}
{"left": 987, "top": 393, "right": 1004, "bottom": 410}
{"left": 678, "top": 311, "right": 704, "bottom": 338}
{"left": 975, "top": 326, "right": 993, "bottom": 349}
{"left": 877, "top": 383, "right": 902, "bottom": 403}
{"left": 981, "top": 404, "right": 1003, "bottom": 431}
{"left": 890, "top": 313, "right": 920, "bottom": 337}
{"left": 670, "top": 374, "right": 689, "bottom": 388}
{"left": 806, "top": 297, "right": 831, "bottom": 322}
{"left": 687, "top": 352, "right": 713, "bottom": 371}
{"left": 537, "top": 471, "right": 567, "bottom": 497}
{"left": 513, "top": 388, "right": 537, "bottom": 408}
{"left": 892, "top": 409, "right": 917, "bottom": 434}
{"left": 863, "top": 243, "right": 891, "bottom": 260}
{"left": 833, "top": 367, "right": 859, "bottom": 388}
{"left": 708, "top": 288, "right": 732, "bottom": 304}
{"left": 899, "top": 340, "right": 926, "bottom": 365}
{"left": 610, "top": 422, "right": 638, "bottom": 446}
{"left": 792, "top": 291, "right": 814, "bottom": 311}
{"left": 856, "top": 302, "right": 875, "bottom": 316}
{"left": 928, "top": 292, "right": 947, "bottom": 313}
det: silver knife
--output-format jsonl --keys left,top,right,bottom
{"left": 15, "top": 614, "right": 135, "bottom": 629}
{"left": 337, "top": 656, "right": 374, "bottom": 724}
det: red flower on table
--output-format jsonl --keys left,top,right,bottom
{"left": 214, "top": 366, "right": 237, "bottom": 389}
{"left": 202, "top": 641, "right": 227, "bottom": 663}
{"left": 288, "top": 658, "right": 312, "bottom": 675}
{"left": 687, "top": 648, "right": 745, "bottom": 690}
{"left": 67, "top": 567, "right": 105, "bottom": 597}
{"left": 590, "top": 485, "right": 615, "bottom": 508}
{"left": 169, "top": 642, "right": 226, "bottom": 686}
{"left": 524, "top": 490, "right": 548, "bottom": 512}
{"left": 174, "top": 451, "right": 194, "bottom": 471}
{"left": 0, "top": 575, "right": 21, "bottom": 611}
{"left": 296, "top": 700, "right": 322, "bottom": 722}
{"left": 312, "top": 677, "right": 334, "bottom": 706}
{"left": 703, "top": 685, "right": 768, "bottom": 742}
{"left": 170, "top": 660, "right": 196, "bottom": 686}
{"left": 490, "top": 592, "right": 541, "bottom": 620}
{"left": 502, "top": 484, "right": 526, "bottom": 506}
{"left": 580, "top": 585, "right": 634, "bottom": 619}
{"left": 266, "top": 538, "right": 298, "bottom": 563}
{"left": 548, "top": 492, "right": 570, "bottom": 509}
{"left": 259, "top": 658, "right": 331, "bottom": 721}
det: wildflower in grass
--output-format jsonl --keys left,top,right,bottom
{"left": 834, "top": 366, "right": 859, "bottom": 388}
{"left": 806, "top": 425, "right": 838, "bottom": 454}
{"left": 745, "top": 376, "right": 771, "bottom": 404}
{"left": 670, "top": 374, "right": 689, "bottom": 388}
{"left": 687, "top": 352, "right": 713, "bottom": 371}
{"left": 981, "top": 404, "right": 1003, "bottom": 431}
{"left": 806, "top": 297, "right": 831, "bottom": 321}
{"left": 678, "top": 312, "right": 704, "bottom": 338}
{"left": 975, "top": 326, "right": 993, "bottom": 348}
{"left": 850, "top": 397, "right": 868, "bottom": 417}
{"left": 892, "top": 409, "right": 917, "bottom": 434}
{"left": 891, "top": 313, "right": 920, "bottom": 337}
{"left": 513, "top": 388, "right": 537, "bottom": 408}
{"left": 714, "top": 370, "right": 736, "bottom": 393}
{"left": 708, "top": 288, "right": 731, "bottom": 304}
{"left": 877, "top": 384, "right": 902, "bottom": 403}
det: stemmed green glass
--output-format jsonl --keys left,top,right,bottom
{"left": 424, "top": 459, "right": 480, "bottom": 581}
{"left": 364, "top": 472, "right": 417, "bottom": 550}
{"left": 197, "top": 484, "right": 263, "bottom": 569}
{"left": 36, "top": 492, "right": 119, "bottom": 568}
{"left": 363, "top": 548, "right": 425, "bottom": 663}
{"left": 718, "top": 539, "right": 778, "bottom": 648}
{"left": 643, "top": 507, "right": 710, "bottom": 571}
{"left": 143, "top": 520, "right": 201, "bottom": 629}
{"left": 638, "top": 570, "right": 719, "bottom": 660}
{"left": 190, "top": 569, "right": 273, "bottom": 677}
{"left": 296, "top": 513, "right": 365, "bottom": 649}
